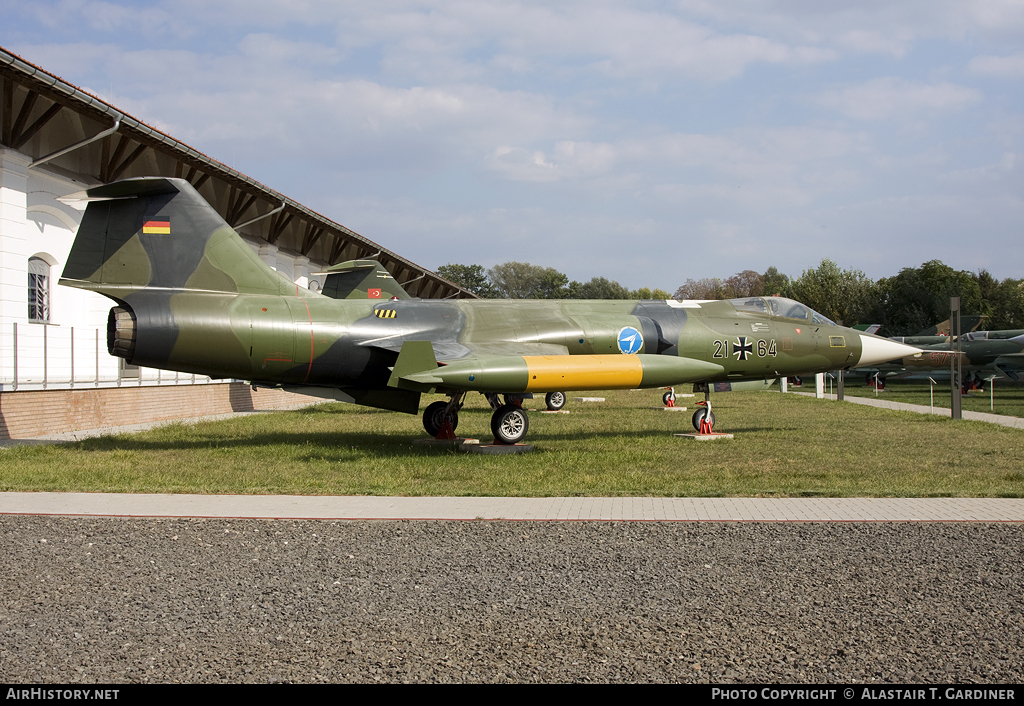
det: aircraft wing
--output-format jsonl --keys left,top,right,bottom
{"left": 994, "top": 354, "right": 1024, "bottom": 381}
{"left": 443, "top": 342, "right": 570, "bottom": 360}
{"left": 361, "top": 337, "right": 569, "bottom": 362}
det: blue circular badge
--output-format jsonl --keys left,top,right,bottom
{"left": 617, "top": 326, "right": 644, "bottom": 354}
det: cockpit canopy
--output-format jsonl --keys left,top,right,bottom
{"left": 729, "top": 297, "right": 837, "bottom": 326}
{"left": 963, "top": 330, "right": 1024, "bottom": 341}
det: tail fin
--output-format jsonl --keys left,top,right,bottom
{"left": 915, "top": 316, "right": 987, "bottom": 337}
{"left": 60, "top": 177, "right": 295, "bottom": 298}
{"left": 317, "top": 259, "right": 411, "bottom": 300}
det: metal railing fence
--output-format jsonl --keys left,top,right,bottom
{"left": 2, "top": 322, "right": 214, "bottom": 391}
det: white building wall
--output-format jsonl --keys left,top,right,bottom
{"left": 0, "top": 149, "right": 30, "bottom": 327}
{"left": 0, "top": 146, "right": 120, "bottom": 388}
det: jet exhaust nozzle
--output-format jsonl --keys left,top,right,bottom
{"left": 107, "top": 306, "right": 137, "bottom": 360}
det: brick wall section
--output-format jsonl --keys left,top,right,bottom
{"left": 0, "top": 384, "right": 317, "bottom": 439}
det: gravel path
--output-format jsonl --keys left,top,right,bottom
{"left": 1, "top": 517, "right": 1021, "bottom": 683}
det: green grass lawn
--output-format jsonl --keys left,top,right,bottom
{"left": 2, "top": 389, "right": 1022, "bottom": 497}
{"left": 840, "top": 376, "right": 1024, "bottom": 417}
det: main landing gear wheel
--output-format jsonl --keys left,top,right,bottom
{"left": 545, "top": 391, "right": 566, "bottom": 411}
{"left": 491, "top": 404, "right": 529, "bottom": 445}
{"left": 423, "top": 401, "right": 459, "bottom": 437}
{"left": 691, "top": 408, "right": 715, "bottom": 432}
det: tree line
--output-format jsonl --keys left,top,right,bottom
{"left": 437, "top": 262, "right": 669, "bottom": 302}
{"left": 438, "top": 259, "right": 1024, "bottom": 337}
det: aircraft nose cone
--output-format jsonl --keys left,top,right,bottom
{"left": 857, "top": 334, "right": 922, "bottom": 367}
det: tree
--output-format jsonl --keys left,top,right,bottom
{"left": 574, "top": 276, "right": 631, "bottom": 299}
{"left": 487, "top": 261, "right": 545, "bottom": 299}
{"left": 761, "top": 266, "right": 791, "bottom": 298}
{"left": 673, "top": 278, "right": 725, "bottom": 300}
{"left": 485, "top": 261, "right": 573, "bottom": 298}
{"left": 986, "top": 277, "right": 1024, "bottom": 330}
{"left": 723, "top": 270, "right": 764, "bottom": 298}
{"left": 534, "top": 267, "right": 570, "bottom": 299}
{"left": 631, "top": 287, "right": 671, "bottom": 300}
{"left": 436, "top": 263, "right": 497, "bottom": 298}
{"left": 881, "top": 260, "right": 985, "bottom": 336}
{"left": 788, "top": 258, "right": 878, "bottom": 326}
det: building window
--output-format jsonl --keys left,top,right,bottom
{"left": 28, "top": 256, "right": 50, "bottom": 323}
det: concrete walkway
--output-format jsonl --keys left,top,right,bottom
{"left": 2, "top": 492, "right": 1022, "bottom": 522}
{"left": 791, "top": 390, "right": 1024, "bottom": 429}
{"left": 840, "top": 393, "right": 1024, "bottom": 428}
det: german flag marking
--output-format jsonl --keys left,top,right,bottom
{"left": 143, "top": 219, "right": 171, "bottom": 235}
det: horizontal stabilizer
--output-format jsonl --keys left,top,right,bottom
{"left": 58, "top": 178, "right": 179, "bottom": 203}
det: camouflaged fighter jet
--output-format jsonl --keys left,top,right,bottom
{"left": 58, "top": 177, "right": 921, "bottom": 444}
{"left": 860, "top": 329, "right": 1024, "bottom": 385}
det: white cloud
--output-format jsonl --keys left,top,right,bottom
{"left": 957, "top": 0, "right": 1024, "bottom": 32}
{"left": 832, "top": 30, "right": 914, "bottom": 58}
{"left": 969, "top": 52, "right": 1024, "bottom": 77}
{"left": 487, "top": 141, "right": 616, "bottom": 182}
{"left": 675, "top": 0, "right": 1024, "bottom": 48}
{"left": 15, "top": 1, "right": 840, "bottom": 84}
{"left": 813, "top": 78, "right": 982, "bottom": 121}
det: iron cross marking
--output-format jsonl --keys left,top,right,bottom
{"left": 733, "top": 336, "right": 753, "bottom": 361}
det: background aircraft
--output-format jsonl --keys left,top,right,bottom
{"left": 861, "top": 329, "right": 1024, "bottom": 389}
{"left": 60, "top": 178, "right": 919, "bottom": 444}
{"left": 853, "top": 317, "right": 1024, "bottom": 389}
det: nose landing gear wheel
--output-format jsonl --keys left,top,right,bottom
{"left": 545, "top": 391, "right": 566, "bottom": 411}
{"left": 423, "top": 401, "right": 459, "bottom": 437}
{"left": 491, "top": 404, "right": 529, "bottom": 444}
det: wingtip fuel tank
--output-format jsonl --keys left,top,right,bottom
{"left": 402, "top": 354, "right": 726, "bottom": 393}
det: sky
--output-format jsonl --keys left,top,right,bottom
{"left": 2, "top": 0, "right": 1023, "bottom": 292}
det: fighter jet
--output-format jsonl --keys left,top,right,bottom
{"left": 864, "top": 328, "right": 1024, "bottom": 386}
{"left": 59, "top": 178, "right": 919, "bottom": 444}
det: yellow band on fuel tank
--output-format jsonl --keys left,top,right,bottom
{"left": 523, "top": 354, "right": 643, "bottom": 391}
